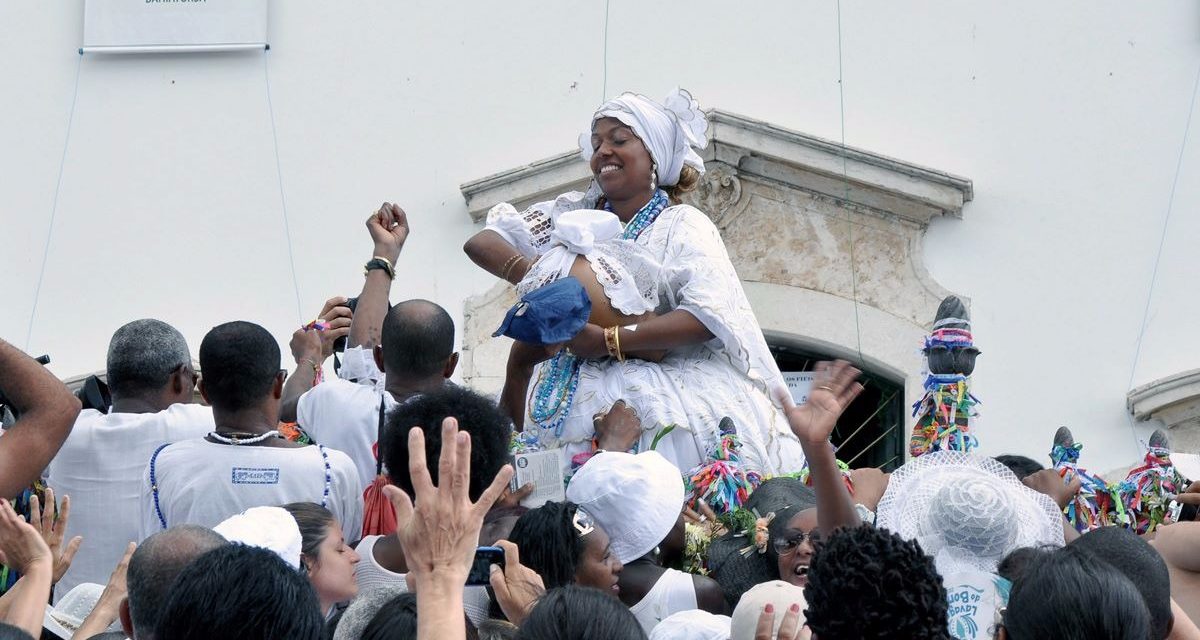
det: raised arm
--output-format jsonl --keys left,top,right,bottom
{"left": 279, "top": 297, "right": 352, "bottom": 422}
{"left": 0, "top": 500, "right": 54, "bottom": 638}
{"left": 784, "top": 360, "right": 865, "bottom": 535}
{"left": 0, "top": 339, "right": 80, "bottom": 498}
{"left": 463, "top": 229, "right": 531, "bottom": 285}
{"left": 348, "top": 203, "right": 409, "bottom": 349}
{"left": 385, "top": 418, "right": 514, "bottom": 640}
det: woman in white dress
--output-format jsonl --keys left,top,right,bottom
{"left": 465, "top": 89, "right": 803, "bottom": 474}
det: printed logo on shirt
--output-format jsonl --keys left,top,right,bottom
{"left": 231, "top": 467, "right": 280, "bottom": 485}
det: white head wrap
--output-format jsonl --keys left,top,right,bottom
{"left": 579, "top": 88, "right": 709, "bottom": 187}
{"left": 214, "top": 506, "right": 304, "bottom": 570}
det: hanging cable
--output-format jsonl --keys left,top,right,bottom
{"left": 263, "top": 49, "right": 305, "bottom": 325}
{"left": 1124, "top": 59, "right": 1200, "bottom": 448}
{"left": 835, "top": 0, "right": 866, "bottom": 367}
{"left": 25, "top": 52, "right": 84, "bottom": 351}
{"left": 602, "top": 0, "right": 611, "bottom": 101}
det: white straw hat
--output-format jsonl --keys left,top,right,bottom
{"left": 876, "top": 451, "right": 1063, "bottom": 575}
{"left": 43, "top": 582, "right": 121, "bottom": 639}
{"left": 566, "top": 451, "right": 686, "bottom": 564}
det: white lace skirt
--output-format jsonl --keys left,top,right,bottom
{"left": 525, "top": 345, "right": 806, "bottom": 475}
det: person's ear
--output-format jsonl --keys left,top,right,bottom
{"left": 995, "top": 625, "right": 1008, "bottom": 640}
{"left": 171, "top": 365, "right": 188, "bottom": 395}
{"left": 374, "top": 345, "right": 386, "bottom": 373}
{"left": 444, "top": 352, "right": 460, "bottom": 379}
{"left": 119, "top": 597, "right": 134, "bottom": 638}
{"left": 273, "top": 371, "right": 286, "bottom": 399}
{"left": 197, "top": 379, "right": 211, "bottom": 405}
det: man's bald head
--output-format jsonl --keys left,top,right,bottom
{"left": 380, "top": 299, "right": 455, "bottom": 378}
{"left": 125, "top": 525, "right": 227, "bottom": 639}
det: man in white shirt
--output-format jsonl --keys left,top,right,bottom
{"left": 281, "top": 204, "right": 460, "bottom": 490}
{"left": 47, "top": 319, "right": 212, "bottom": 597}
{"left": 141, "top": 321, "right": 361, "bottom": 543}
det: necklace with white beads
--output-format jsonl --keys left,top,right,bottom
{"left": 207, "top": 430, "right": 281, "bottom": 445}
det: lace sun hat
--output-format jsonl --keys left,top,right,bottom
{"left": 876, "top": 451, "right": 1064, "bottom": 576}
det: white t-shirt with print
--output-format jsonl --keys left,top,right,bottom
{"left": 140, "top": 439, "right": 363, "bottom": 543}
{"left": 47, "top": 404, "right": 214, "bottom": 596}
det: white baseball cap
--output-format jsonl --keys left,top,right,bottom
{"left": 566, "top": 451, "right": 686, "bottom": 564}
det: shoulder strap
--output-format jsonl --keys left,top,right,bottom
{"left": 375, "top": 396, "right": 386, "bottom": 477}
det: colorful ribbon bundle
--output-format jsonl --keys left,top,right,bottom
{"left": 796, "top": 449, "right": 855, "bottom": 495}
{"left": 909, "top": 374, "right": 980, "bottom": 457}
{"left": 1050, "top": 442, "right": 1122, "bottom": 532}
{"left": 1122, "top": 446, "right": 1187, "bottom": 534}
{"left": 685, "top": 428, "right": 763, "bottom": 515}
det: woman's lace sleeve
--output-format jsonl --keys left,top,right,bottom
{"left": 484, "top": 190, "right": 594, "bottom": 258}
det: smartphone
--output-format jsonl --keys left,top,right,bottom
{"left": 466, "top": 546, "right": 506, "bottom": 586}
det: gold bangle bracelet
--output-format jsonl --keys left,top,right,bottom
{"left": 613, "top": 326, "right": 625, "bottom": 361}
{"left": 500, "top": 255, "right": 524, "bottom": 282}
{"left": 604, "top": 326, "right": 619, "bottom": 360}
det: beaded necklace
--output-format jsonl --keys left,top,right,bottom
{"left": 207, "top": 430, "right": 281, "bottom": 445}
{"left": 610, "top": 189, "right": 669, "bottom": 240}
{"left": 528, "top": 191, "right": 668, "bottom": 437}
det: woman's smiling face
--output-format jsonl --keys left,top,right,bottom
{"left": 589, "top": 117, "right": 655, "bottom": 203}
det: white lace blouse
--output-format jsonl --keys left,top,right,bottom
{"left": 485, "top": 190, "right": 804, "bottom": 474}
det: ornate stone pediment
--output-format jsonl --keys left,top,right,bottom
{"left": 458, "top": 110, "right": 973, "bottom": 411}
{"left": 1128, "top": 369, "right": 1200, "bottom": 452}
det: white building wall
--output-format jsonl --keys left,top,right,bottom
{"left": 1, "top": 1, "right": 1196, "bottom": 471}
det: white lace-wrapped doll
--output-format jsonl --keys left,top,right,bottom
{"left": 487, "top": 193, "right": 665, "bottom": 360}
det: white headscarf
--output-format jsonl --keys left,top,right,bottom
{"left": 579, "top": 88, "right": 708, "bottom": 187}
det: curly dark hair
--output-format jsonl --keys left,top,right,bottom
{"left": 804, "top": 525, "right": 950, "bottom": 640}
{"left": 382, "top": 385, "right": 513, "bottom": 502}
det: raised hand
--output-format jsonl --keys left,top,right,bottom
{"left": 784, "top": 360, "right": 864, "bottom": 445}
{"left": 0, "top": 501, "right": 53, "bottom": 640}
{"left": 291, "top": 296, "right": 354, "bottom": 364}
{"left": 72, "top": 541, "right": 136, "bottom": 639}
{"left": 384, "top": 418, "right": 514, "bottom": 585}
{"left": 1023, "top": 469, "right": 1083, "bottom": 511}
{"left": 755, "top": 603, "right": 811, "bottom": 640}
{"left": 488, "top": 539, "right": 545, "bottom": 626}
{"left": 593, "top": 400, "right": 641, "bottom": 452}
{"left": 367, "top": 202, "right": 410, "bottom": 265}
{"left": 0, "top": 500, "right": 51, "bottom": 574}
{"left": 29, "top": 488, "right": 82, "bottom": 584}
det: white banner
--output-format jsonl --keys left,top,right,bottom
{"left": 83, "top": 0, "right": 269, "bottom": 54}
{"left": 782, "top": 371, "right": 816, "bottom": 406}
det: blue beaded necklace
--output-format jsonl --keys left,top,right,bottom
{"left": 528, "top": 191, "right": 668, "bottom": 437}
{"left": 611, "top": 189, "right": 669, "bottom": 240}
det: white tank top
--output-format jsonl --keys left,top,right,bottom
{"left": 629, "top": 568, "right": 700, "bottom": 634}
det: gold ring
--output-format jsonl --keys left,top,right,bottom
{"left": 818, "top": 386, "right": 834, "bottom": 392}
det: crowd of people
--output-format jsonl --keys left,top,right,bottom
{"left": 2, "top": 88, "right": 1200, "bottom": 640}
